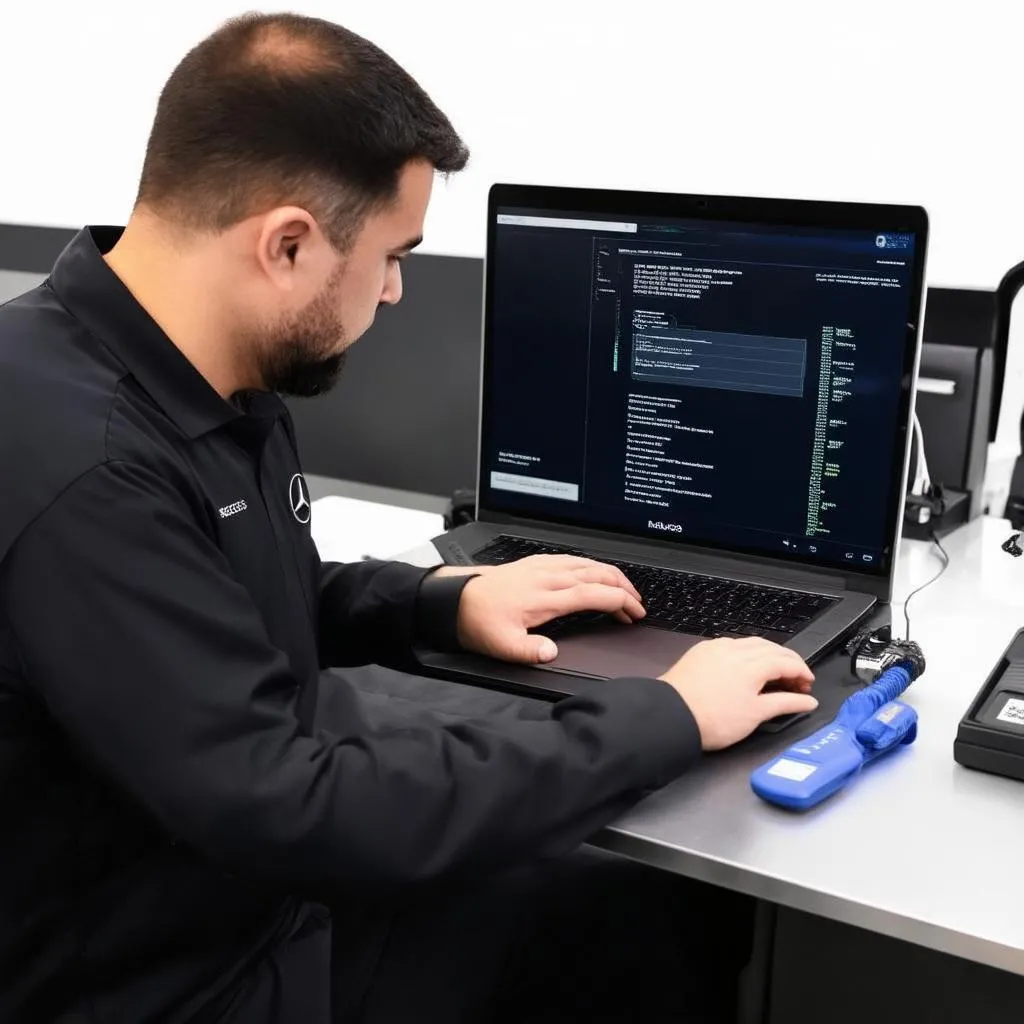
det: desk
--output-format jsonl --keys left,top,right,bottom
{"left": 309, "top": 481, "right": 444, "bottom": 564}
{"left": 596, "top": 516, "right": 1024, "bottom": 978}
{"left": 312, "top": 494, "right": 1024, "bottom": 1013}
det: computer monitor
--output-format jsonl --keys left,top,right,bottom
{"left": 478, "top": 185, "right": 928, "bottom": 577}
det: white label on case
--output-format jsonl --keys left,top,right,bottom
{"left": 996, "top": 698, "right": 1024, "bottom": 725}
{"left": 767, "top": 758, "right": 817, "bottom": 782}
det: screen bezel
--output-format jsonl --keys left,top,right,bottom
{"left": 477, "top": 182, "right": 929, "bottom": 587}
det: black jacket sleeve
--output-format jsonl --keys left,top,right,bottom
{"left": 2, "top": 459, "right": 702, "bottom": 891}
{"left": 318, "top": 561, "right": 473, "bottom": 667}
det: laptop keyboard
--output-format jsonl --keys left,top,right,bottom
{"left": 471, "top": 535, "right": 837, "bottom": 639}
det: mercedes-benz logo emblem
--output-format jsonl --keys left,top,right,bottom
{"left": 289, "top": 473, "right": 311, "bottom": 524}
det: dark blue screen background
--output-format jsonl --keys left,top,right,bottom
{"left": 480, "top": 208, "right": 919, "bottom": 574}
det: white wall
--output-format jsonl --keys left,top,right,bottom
{"left": 3, "top": 0, "right": 1024, "bottom": 473}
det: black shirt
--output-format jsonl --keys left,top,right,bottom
{"left": 0, "top": 228, "right": 700, "bottom": 1022}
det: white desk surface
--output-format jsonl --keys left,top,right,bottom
{"left": 310, "top": 493, "right": 443, "bottom": 565}
{"left": 596, "top": 516, "right": 1024, "bottom": 976}
{"left": 313, "top": 496, "right": 1024, "bottom": 975}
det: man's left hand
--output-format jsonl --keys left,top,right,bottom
{"left": 439, "top": 555, "right": 646, "bottom": 664}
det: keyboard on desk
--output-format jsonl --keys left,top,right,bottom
{"left": 472, "top": 535, "right": 837, "bottom": 639}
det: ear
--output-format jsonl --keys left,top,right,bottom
{"left": 254, "top": 207, "right": 327, "bottom": 290}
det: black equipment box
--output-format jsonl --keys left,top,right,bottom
{"left": 955, "top": 629, "right": 1024, "bottom": 782}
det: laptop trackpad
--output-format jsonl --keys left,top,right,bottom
{"left": 547, "top": 623, "right": 703, "bottom": 680}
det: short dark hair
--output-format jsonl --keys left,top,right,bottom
{"left": 136, "top": 12, "right": 468, "bottom": 249}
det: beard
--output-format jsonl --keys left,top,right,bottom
{"left": 256, "top": 270, "right": 350, "bottom": 397}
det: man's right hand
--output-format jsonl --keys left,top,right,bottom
{"left": 659, "top": 637, "right": 818, "bottom": 751}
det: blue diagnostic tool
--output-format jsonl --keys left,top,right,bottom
{"left": 751, "top": 629, "right": 926, "bottom": 811}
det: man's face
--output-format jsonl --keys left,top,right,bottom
{"left": 250, "top": 159, "right": 433, "bottom": 396}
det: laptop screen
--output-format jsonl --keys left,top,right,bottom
{"left": 479, "top": 189, "right": 926, "bottom": 576}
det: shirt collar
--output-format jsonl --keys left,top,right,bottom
{"left": 48, "top": 226, "right": 251, "bottom": 440}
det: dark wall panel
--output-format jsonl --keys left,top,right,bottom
{"left": 284, "top": 252, "right": 483, "bottom": 499}
{"left": 2, "top": 223, "right": 485, "bottom": 499}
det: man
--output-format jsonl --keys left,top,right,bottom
{"left": 0, "top": 12, "right": 817, "bottom": 1023}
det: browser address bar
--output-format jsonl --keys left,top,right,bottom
{"left": 496, "top": 214, "right": 637, "bottom": 233}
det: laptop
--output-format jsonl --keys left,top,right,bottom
{"left": 424, "top": 183, "right": 928, "bottom": 714}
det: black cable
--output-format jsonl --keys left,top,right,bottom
{"left": 991, "top": 257, "right": 1024, "bottom": 443}
{"left": 902, "top": 529, "right": 950, "bottom": 640}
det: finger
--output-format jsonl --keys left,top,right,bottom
{"left": 595, "top": 565, "right": 642, "bottom": 605}
{"left": 781, "top": 651, "right": 815, "bottom": 682}
{"left": 741, "top": 639, "right": 813, "bottom": 675}
{"left": 747, "top": 652, "right": 815, "bottom": 688}
{"left": 526, "top": 556, "right": 641, "bottom": 592}
{"left": 756, "top": 691, "right": 819, "bottom": 721}
{"left": 522, "top": 555, "right": 603, "bottom": 571}
{"left": 487, "top": 625, "right": 560, "bottom": 665}
{"left": 539, "top": 570, "right": 610, "bottom": 592}
{"left": 734, "top": 635, "right": 797, "bottom": 655}
{"left": 565, "top": 565, "right": 645, "bottom": 605}
{"left": 715, "top": 637, "right": 811, "bottom": 678}
{"left": 564, "top": 562, "right": 642, "bottom": 603}
{"left": 511, "top": 555, "right": 644, "bottom": 605}
{"left": 521, "top": 633, "right": 559, "bottom": 664}
{"left": 770, "top": 654, "right": 814, "bottom": 683}
{"left": 541, "top": 583, "right": 645, "bottom": 621}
